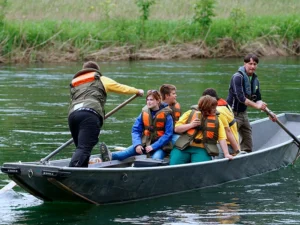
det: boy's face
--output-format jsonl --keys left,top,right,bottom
{"left": 165, "top": 90, "right": 177, "bottom": 104}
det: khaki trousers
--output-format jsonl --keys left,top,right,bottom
{"left": 234, "top": 111, "right": 252, "bottom": 152}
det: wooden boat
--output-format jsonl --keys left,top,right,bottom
{"left": 1, "top": 113, "right": 300, "bottom": 205}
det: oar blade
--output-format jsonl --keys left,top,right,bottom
{"left": 0, "top": 181, "right": 16, "bottom": 195}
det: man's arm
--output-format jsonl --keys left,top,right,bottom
{"left": 232, "top": 75, "right": 267, "bottom": 110}
{"left": 232, "top": 74, "right": 247, "bottom": 103}
{"left": 245, "top": 99, "right": 267, "bottom": 110}
{"left": 101, "top": 76, "right": 144, "bottom": 96}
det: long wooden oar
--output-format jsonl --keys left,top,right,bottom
{"left": 40, "top": 94, "right": 140, "bottom": 164}
{"left": 0, "top": 181, "right": 16, "bottom": 195}
{"left": 265, "top": 108, "right": 300, "bottom": 148}
{"left": 0, "top": 94, "right": 139, "bottom": 194}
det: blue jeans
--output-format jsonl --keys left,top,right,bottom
{"left": 172, "top": 134, "right": 180, "bottom": 145}
{"left": 112, "top": 145, "right": 165, "bottom": 161}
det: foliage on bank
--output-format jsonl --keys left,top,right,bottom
{"left": 0, "top": 0, "right": 299, "bottom": 63}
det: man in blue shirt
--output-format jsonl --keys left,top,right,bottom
{"left": 227, "top": 53, "right": 276, "bottom": 152}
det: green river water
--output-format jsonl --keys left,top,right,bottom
{"left": 0, "top": 57, "right": 300, "bottom": 225}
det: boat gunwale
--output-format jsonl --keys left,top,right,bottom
{"left": 2, "top": 113, "right": 299, "bottom": 172}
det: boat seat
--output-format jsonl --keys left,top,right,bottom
{"left": 133, "top": 158, "right": 170, "bottom": 167}
{"left": 88, "top": 157, "right": 136, "bottom": 168}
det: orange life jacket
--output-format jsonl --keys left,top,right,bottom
{"left": 217, "top": 98, "right": 236, "bottom": 127}
{"left": 202, "top": 114, "right": 219, "bottom": 144}
{"left": 169, "top": 102, "right": 181, "bottom": 123}
{"left": 175, "top": 109, "right": 219, "bottom": 151}
{"left": 141, "top": 106, "right": 172, "bottom": 148}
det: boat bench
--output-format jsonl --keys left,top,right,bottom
{"left": 88, "top": 155, "right": 170, "bottom": 168}
{"left": 133, "top": 158, "right": 169, "bottom": 167}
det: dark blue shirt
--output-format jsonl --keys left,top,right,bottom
{"left": 227, "top": 66, "right": 262, "bottom": 113}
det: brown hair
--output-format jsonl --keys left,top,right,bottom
{"left": 244, "top": 53, "right": 259, "bottom": 64}
{"left": 147, "top": 90, "right": 161, "bottom": 102}
{"left": 159, "top": 84, "right": 176, "bottom": 101}
{"left": 202, "top": 88, "right": 219, "bottom": 100}
{"left": 83, "top": 61, "right": 100, "bottom": 70}
{"left": 198, "top": 95, "right": 217, "bottom": 117}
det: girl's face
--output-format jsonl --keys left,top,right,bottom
{"left": 146, "top": 94, "right": 160, "bottom": 110}
{"left": 209, "top": 107, "right": 217, "bottom": 115}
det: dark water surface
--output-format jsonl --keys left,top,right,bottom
{"left": 0, "top": 57, "right": 300, "bottom": 225}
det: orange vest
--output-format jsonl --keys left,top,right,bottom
{"left": 175, "top": 109, "right": 219, "bottom": 150}
{"left": 217, "top": 98, "right": 236, "bottom": 127}
{"left": 71, "top": 72, "right": 98, "bottom": 87}
{"left": 202, "top": 114, "right": 219, "bottom": 144}
{"left": 169, "top": 102, "right": 181, "bottom": 123}
{"left": 141, "top": 106, "right": 172, "bottom": 146}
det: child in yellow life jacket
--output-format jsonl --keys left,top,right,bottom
{"left": 170, "top": 95, "right": 234, "bottom": 165}
{"left": 202, "top": 88, "right": 241, "bottom": 157}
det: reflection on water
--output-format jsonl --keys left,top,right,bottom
{"left": 0, "top": 190, "right": 42, "bottom": 225}
{"left": 0, "top": 57, "right": 300, "bottom": 225}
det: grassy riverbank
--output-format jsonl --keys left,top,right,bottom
{"left": 1, "top": 0, "right": 300, "bottom": 63}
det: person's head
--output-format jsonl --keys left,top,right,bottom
{"left": 198, "top": 95, "right": 217, "bottom": 117}
{"left": 202, "top": 88, "right": 219, "bottom": 100}
{"left": 159, "top": 84, "right": 177, "bottom": 104}
{"left": 146, "top": 90, "right": 161, "bottom": 110}
{"left": 244, "top": 53, "right": 259, "bottom": 76}
{"left": 83, "top": 61, "right": 100, "bottom": 71}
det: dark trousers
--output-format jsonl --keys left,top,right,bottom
{"left": 68, "top": 110, "right": 103, "bottom": 167}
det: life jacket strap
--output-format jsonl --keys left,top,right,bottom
{"left": 228, "top": 118, "right": 236, "bottom": 127}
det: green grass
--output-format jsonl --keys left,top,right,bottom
{"left": 5, "top": 0, "right": 300, "bottom": 21}
{"left": 1, "top": 0, "right": 300, "bottom": 62}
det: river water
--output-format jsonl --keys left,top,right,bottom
{"left": 0, "top": 57, "right": 300, "bottom": 225}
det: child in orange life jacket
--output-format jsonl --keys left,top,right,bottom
{"left": 103, "top": 90, "right": 174, "bottom": 161}
{"left": 159, "top": 84, "right": 181, "bottom": 145}
{"left": 202, "top": 88, "right": 241, "bottom": 157}
{"left": 170, "top": 95, "right": 234, "bottom": 165}
{"left": 159, "top": 84, "right": 181, "bottom": 123}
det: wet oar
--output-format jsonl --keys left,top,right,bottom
{"left": 265, "top": 108, "right": 300, "bottom": 148}
{"left": 0, "top": 181, "right": 16, "bottom": 195}
{"left": 40, "top": 94, "right": 140, "bottom": 164}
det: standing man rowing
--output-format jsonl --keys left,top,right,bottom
{"left": 227, "top": 53, "right": 276, "bottom": 153}
{"left": 68, "top": 61, "right": 144, "bottom": 167}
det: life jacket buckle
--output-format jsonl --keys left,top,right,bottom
{"left": 148, "top": 125, "right": 155, "bottom": 132}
